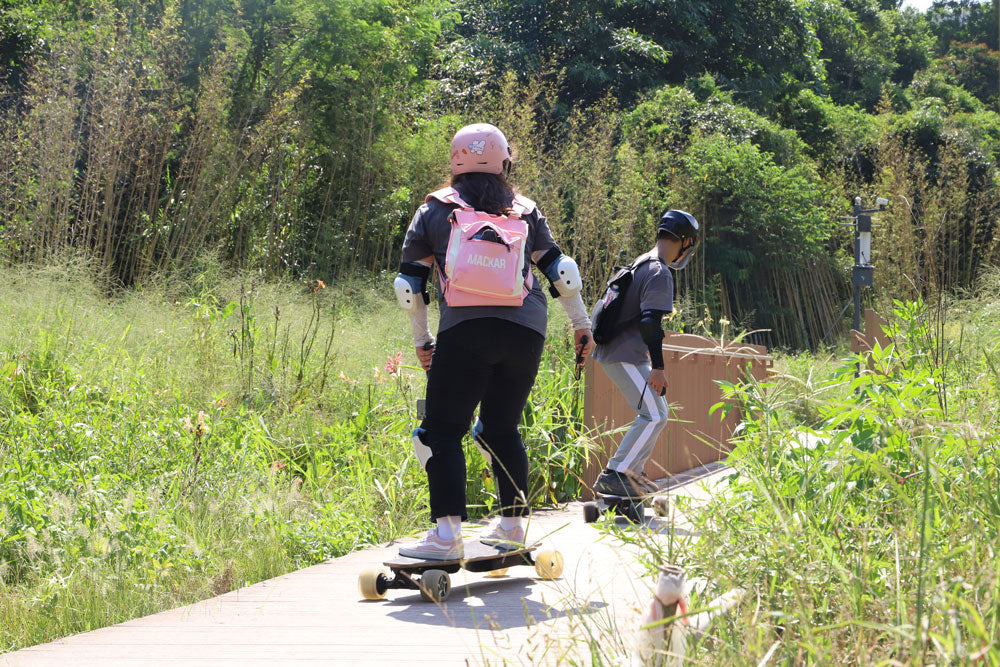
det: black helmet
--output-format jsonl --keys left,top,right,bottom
{"left": 656, "top": 209, "right": 700, "bottom": 270}
{"left": 657, "top": 209, "right": 699, "bottom": 240}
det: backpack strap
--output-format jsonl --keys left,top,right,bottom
{"left": 426, "top": 187, "right": 472, "bottom": 209}
{"left": 608, "top": 252, "right": 657, "bottom": 283}
{"left": 615, "top": 253, "right": 666, "bottom": 326}
{"left": 427, "top": 188, "right": 537, "bottom": 218}
{"left": 630, "top": 251, "right": 664, "bottom": 272}
{"left": 511, "top": 194, "right": 537, "bottom": 217}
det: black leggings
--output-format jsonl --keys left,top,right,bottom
{"left": 420, "top": 318, "right": 544, "bottom": 521}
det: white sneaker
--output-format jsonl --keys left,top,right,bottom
{"left": 398, "top": 528, "right": 464, "bottom": 561}
{"left": 479, "top": 520, "right": 526, "bottom": 552}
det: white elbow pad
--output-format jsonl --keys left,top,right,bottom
{"left": 538, "top": 247, "right": 583, "bottom": 297}
{"left": 550, "top": 255, "right": 583, "bottom": 297}
{"left": 394, "top": 274, "right": 421, "bottom": 312}
{"left": 395, "top": 262, "right": 431, "bottom": 312}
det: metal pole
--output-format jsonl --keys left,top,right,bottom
{"left": 853, "top": 197, "right": 862, "bottom": 334}
{"left": 844, "top": 196, "right": 883, "bottom": 379}
{"left": 853, "top": 277, "right": 862, "bottom": 336}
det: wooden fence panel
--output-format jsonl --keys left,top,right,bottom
{"left": 583, "top": 332, "right": 772, "bottom": 496}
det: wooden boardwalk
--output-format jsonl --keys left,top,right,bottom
{"left": 1, "top": 464, "right": 728, "bottom": 666}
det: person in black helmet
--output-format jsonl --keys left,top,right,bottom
{"left": 590, "top": 209, "right": 700, "bottom": 497}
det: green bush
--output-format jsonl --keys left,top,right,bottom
{"left": 780, "top": 88, "right": 880, "bottom": 171}
{"left": 680, "top": 299, "right": 1000, "bottom": 663}
{"left": 890, "top": 97, "right": 949, "bottom": 157}
{"left": 625, "top": 82, "right": 809, "bottom": 168}
{"left": 908, "top": 67, "right": 985, "bottom": 113}
{"left": 679, "top": 134, "right": 833, "bottom": 275}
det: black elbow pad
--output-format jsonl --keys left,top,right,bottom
{"left": 639, "top": 309, "right": 666, "bottom": 369}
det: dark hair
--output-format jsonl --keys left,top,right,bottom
{"left": 449, "top": 172, "right": 515, "bottom": 216}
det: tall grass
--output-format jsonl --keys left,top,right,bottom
{"left": 3, "top": 15, "right": 997, "bottom": 351}
{"left": 0, "top": 7, "right": 312, "bottom": 285}
{"left": 0, "top": 259, "right": 592, "bottom": 652}
{"left": 873, "top": 132, "right": 1000, "bottom": 303}
{"left": 573, "top": 279, "right": 1000, "bottom": 665}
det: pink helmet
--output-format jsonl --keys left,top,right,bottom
{"left": 450, "top": 123, "right": 511, "bottom": 175}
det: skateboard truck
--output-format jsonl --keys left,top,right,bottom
{"left": 583, "top": 493, "right": 669, "bottom": 524}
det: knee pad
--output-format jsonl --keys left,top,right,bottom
{"left": 471, "top": 419, "right": 493, "bottom": 465}
{"left": 412, "top": 428, "right": 432, "bottom": 471}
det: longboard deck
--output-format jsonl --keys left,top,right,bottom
{"left": 384, "top": 541, "right": 536, "bottom": 572}
{"left": 594, "top": 491, "right": 651, "bottom": 502}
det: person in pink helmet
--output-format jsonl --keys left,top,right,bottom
{"left": 393, "top": 123, "right": 595, "bottom": 560}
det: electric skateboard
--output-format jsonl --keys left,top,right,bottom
{"left": 358, "top": 541, "right": 563, "bottom": 603}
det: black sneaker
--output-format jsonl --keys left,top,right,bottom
{"left": 593, "top": 469, "right": 645, "bottom": 498}
{"left": 637, "top": 471, "right": 663, "bottom": 493}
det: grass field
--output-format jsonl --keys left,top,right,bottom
{"left": 0, "top": 258, "right": 591, "bottom": 652}
{"left": 597, "top": 279, "right": 1000, "bottom": 664}
{"left": 3, "top": 259, "right": 999, "bottom": 663}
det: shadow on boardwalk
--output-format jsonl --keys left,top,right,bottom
{"left": 380, "top": 576, "right": 608, "bottom": 630}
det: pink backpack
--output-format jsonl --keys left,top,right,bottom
{"left": 426, "top": 187, "right": 536, "bottom": 307}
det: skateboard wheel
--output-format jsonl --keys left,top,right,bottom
{"left": 485, "top": 567, "right": 509, "bottom": 578}
{"left": 358, "top": 568, "right": 389, "bottom": 600}
{"left": 652, "top": 496, "right": 669, "bottom": 517}
{"left": 534, "top": 550, "right": 564, "bottom": 580}
{"left": 582, "top": 502, "right": 600, "bottom": 523}
{"left": 419, "top": 569, "right": 451, "bottom": 603}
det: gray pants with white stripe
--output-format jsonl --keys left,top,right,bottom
{"left": 600, "top": 361, "right": 669, "bottom": 474}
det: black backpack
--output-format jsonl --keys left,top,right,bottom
{"left": 591, "top": 255, "right": 660, "bottom": 345}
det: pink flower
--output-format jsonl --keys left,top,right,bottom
{"left": 384, "top": 351, "right": 403, "bottom": 376}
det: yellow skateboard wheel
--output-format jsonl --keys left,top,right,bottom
{"left": 358, "top": 568, "right": 388, "bottom": 600}
{"left": 534, "top": 550, "right": 564, "bottom": 579}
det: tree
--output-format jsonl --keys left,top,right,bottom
{"left": 811, "top": 0, "right": 934, "bottom": 109}
{"left": 926, "top": 0, "right": 998, "bottom": 54}
{"left": 449, "top": 0, "right": 823, "bottom": 111}
{"left": 928, "top": 41, "right": 1000, "bottom": 105}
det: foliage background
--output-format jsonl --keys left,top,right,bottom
{"left": 3, "top": 0, "right": 1000, "bottom": 658}
{"left": 1, "top": 0, "right": 999, "bottom": 349}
